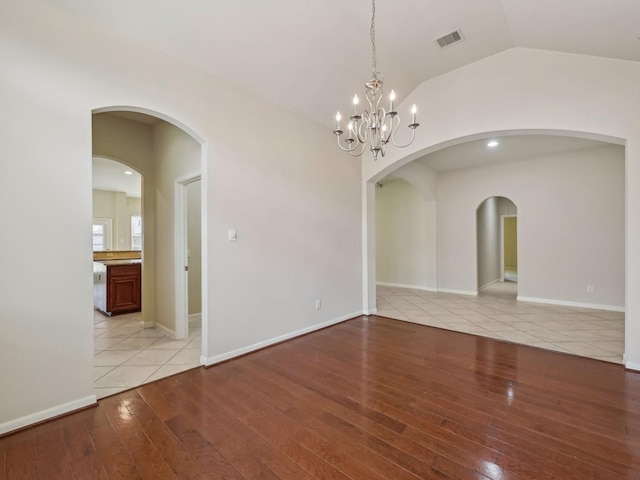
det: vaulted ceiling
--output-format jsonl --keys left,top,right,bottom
{"left": 44, "top": 0, "right": 640, "bottom": 128}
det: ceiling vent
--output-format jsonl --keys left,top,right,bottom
{"left": 436, "top": 29, "right": 464, "bottom": 49}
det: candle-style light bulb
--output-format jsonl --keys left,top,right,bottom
{"left": 348, "top": 121, "right": 354, "bottom": 139}
{"left": 335, "top": 111, "right": 341, "bottom": 130}
{"left": 389, "top": 90, "right": 396, "bottom": 111}
{"left": 352, "top": 94, "right": 359, "bottom": 115}
{"left": 411, "top": 104, "right": 417, "bottom": 124}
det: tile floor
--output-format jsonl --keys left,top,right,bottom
{"left": 93, "top": 310, "right": 201, "bottom": 399}
{"left": 377, "top": 281, "right": 625, "bottom": 364}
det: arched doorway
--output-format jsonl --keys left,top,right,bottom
{"left": 91, "top": 107, "right": 207, "bottom": 398}
{"left": 476, "top": 196, "right": 517, "bottom": 297}
{"left": 366, "top": 131, "right": 625, "bottom": 364}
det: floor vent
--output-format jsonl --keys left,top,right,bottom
{"left": 436, "top": 29, "right": 464, "bottom": 48}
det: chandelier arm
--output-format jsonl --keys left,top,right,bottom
{"left": 376, "top": 108, "right": 388, "bottom": 131}
{"left": 390, "top": 125, "right": 418, "bottom": 148}
{"left": 355, "top": 114, "right": 368, "bottom": 144}
{"left": 365, "top": 88, "right": 378, "bottom": 113}
{"left": 381, "top": 113, "right": 395, "bottom": 143}
{"left": 335, "top": 135, "right": 360, "bottom": 153}
{"left": 349, "top": 141, "right": 367, "bottom": 157}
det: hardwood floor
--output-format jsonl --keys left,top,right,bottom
{"left": 2, "top": 315, "right": 640, "bottom": 479}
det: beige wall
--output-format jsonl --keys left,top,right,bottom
{"left": 376, "top": 179, "right": 435, "bottom": 289}
{"left": 152, "top": 121, "right": 201, "bottom": 332}
{"left": 476, "top": 196, "right": 517, "bottom": 289}
{"left": 93, "top": 115, "right": 202, "bottom": 334}
{"left": 92, "top": 189, "right": 116, "bottom": 220}
{"left": 504, "top": 217, "right": 517, "bottom": 270}
{"left": 92, "top": 189, "right": 141, "bottom": 250}
{"left": 187, "top": 180, "right": 202, "bottom": 316}
{"left": 476, "top": 196, "right": 500, "bottom": 289}
{"left": 93, "top": 114, "right": 157, "bottom": 326}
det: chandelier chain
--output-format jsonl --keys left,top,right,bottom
{"left": 370, "top": 0, "right": 377, "bottom": 75}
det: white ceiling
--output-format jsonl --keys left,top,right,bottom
{"left": 92, "top": 157, "right": 142, "bottom": 198}
{"left": 53, "top": 1, "right": 636, "bottom": 178}
{"left": 417, "top": 135, "right": 612, "bottom": 172}
{"left": 44, "top": 0, "right": 640, "bottom": 128}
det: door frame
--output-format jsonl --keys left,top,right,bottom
{"left": 500, "top": 214, "right": 517, "bottom": 282}
{"left": 174, "top": 174, "right": 202, "bottom": 340}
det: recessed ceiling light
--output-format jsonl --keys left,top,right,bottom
{"left": 487, "top": 140, "right": 499, "bottom": 148}
{"left": 124, "top": 170, "right": 133, "bottom": 175}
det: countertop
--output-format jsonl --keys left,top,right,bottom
{"left": 93, "top": 259, "right": 142, "bottom": 266}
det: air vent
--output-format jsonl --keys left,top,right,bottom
{"left": 436, "top": 29, "right": 464, "bottom": 49}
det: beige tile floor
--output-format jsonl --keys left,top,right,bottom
{"left": 94, "top": 310, "right": 201, "bottom": 399}
{"left": 377, "top": 282, "right": 625, "bottom": 364}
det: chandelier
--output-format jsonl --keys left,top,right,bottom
{"left": 333, "top": 0, "right": 419, "bottom": 160}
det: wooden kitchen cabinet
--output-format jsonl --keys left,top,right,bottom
{"left": 93, "top": 261, "right": 141, "bottom": 316}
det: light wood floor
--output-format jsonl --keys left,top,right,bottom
{"left": 2, "top": 315, "right": 639, "bottom": 479}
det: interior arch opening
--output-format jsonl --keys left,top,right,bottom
{"left": 370, "top": 132, "right": 625, "bottom": 365}
{"left": 476, "top": 195, "right": 518, "bottom": 300}
{"left": 91, "top": 108, "right": 205, "bottom": 399}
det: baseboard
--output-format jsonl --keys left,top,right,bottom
{"left": 376, "top": 282, "right": 438, "bottom": 292}
{"left": 154, "top": 323, "right": 177, "bottom": 340}
{"left": 479, "top": 279, "right": 500, "bottom": 291}
{"left": 438, "top": 288, "right": 478, "bottom": 296}
{"left": 377, "top": 282, "right": 480, "bottom": 296}
{"left": 516, "top": 296, "right": 625, "bottom": 312}
{"left": 202, "top": 311, "right": 362, "bottom": 366}
{"left": 141, "top": 321, "right": 155, "bottom": 329}
{"left": 625, "top": 361, "right": 640, "bottom": 372}
{"left": 364, "top": 307, "right": 378, "bottom": 315}
{"left": 188, "top": 313, "right": 202, "bottom": 326}
{"left": 0, "top": 395, "right": 96, "bottom": 436}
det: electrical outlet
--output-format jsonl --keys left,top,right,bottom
{"left": 586, "top": 285, "right": 594, "bottom": 293}
{"left": 315, "top": 299, "right": 322, "bottom": 310}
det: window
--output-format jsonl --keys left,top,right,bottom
{"left": 131, "top": 215, "right": 142, "bottom": 250}
{"left": 92, "top": 219, "right": 112, "bottom": 251}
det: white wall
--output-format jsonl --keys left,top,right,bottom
{"left": 0, "top": 0, "right": 362, "bottom": 434}
{"left": 362, "top": 48, "right": 640, "bottom": 369}
{"left": 376, "top": 180, "right": 436, "bottom": 290}
{"left": 437, "top": 145, "right": 624, "bottom": 307}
